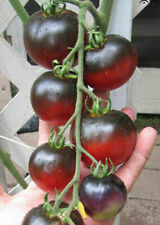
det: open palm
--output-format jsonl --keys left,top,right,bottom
{"left": 0, "top": 108, "right": 157, "bottom": 225}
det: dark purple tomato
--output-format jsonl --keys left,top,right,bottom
{"left": 79, "top": 174, "right": 127, "bottom": 221}
{"left": 30, "top": 71, "right": 77, "bottom": 126}
{"left": 84, "top": 34, "right": 137, "bottom": 91}
{"left": 29, "top": 143, "right": 76, "bottom": 192}
{"left": 23, "top": 10, "right": 78, "bottom": 69}
{"left": 70, "top": 110, "right": 137, "bottom": 167}
{"left": 22, "top": 201, "right": 84, "bottom": 225}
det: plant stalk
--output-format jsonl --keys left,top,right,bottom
{"left": 8, "top": 0, "right": 29, "bottom": 24}
{"left": 80, "top": 85, "right": 97, "bottom": 101}
{"left": 80, "top": 146, "right": 98, "bottom": 165}
{"left": 50, "top": 6, "right": 86, "bottom": 217}
{"left": 57, "top": 112, "right": 77, "bottom": 141}
{"left": 98, "top": 0, "right": 113, "bottom": 33}
{"left": 62, "top": 0, "right": 101, "bottom": 27}
{"left": 65, "top": 0, "right": 113, "bottom": 33}
{"left": 0, "top": 148, "right": 28, "bottom": 189}
{"left": 51, "top": 7, "right": 88, "bottom": 219}
{"left": 66, "top": 6, "right": 85, "bottom": 214}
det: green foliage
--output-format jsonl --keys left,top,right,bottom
{"left": 135, "top": 114, "right": 160, "bottom": 133}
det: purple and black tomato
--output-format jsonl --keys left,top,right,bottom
{"left": 29, "top": 143, "right": 76, "bottom": 192}
{"left": 22, "top": 201, "right": 84, "bottom": 225}
{"left": 30, "top": 71, "right": 77, "bottom": 126}
{"left": 79, "top": 174, "right": 127, "bottom": 221}
{"left": 23, "top": 10, "right": 78, "bottom": 69}
{"left": 84, "top": 34, "right": 137, "bottom": 91}
{"left": 70, "top": 110, "right": 137, "bottom": 167}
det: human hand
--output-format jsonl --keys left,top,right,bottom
{"left": 0, "top": 108, "right": 157, "bottom": 225}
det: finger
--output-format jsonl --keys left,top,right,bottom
{"left": 38, "top": 120, "right": 54, "bottom": 145}
{"left": 121, "top": 107, "right": 135, "bottom": 121}
{"left": 80, "top": 162, "right": 90, "bottom": 180}
{"left": 116, "top": 127, "right": 157, "bottom": 192}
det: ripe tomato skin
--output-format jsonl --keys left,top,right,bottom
{"left": 22, "top": 201, "right": 84, "bottom": 225}
{"left": 84, "top": 34, "right": 137, "bottom": 91}
{"left": 78, "top": 174, "right": 127, "bottom": 221}
{"left": 23, "top": 10, "right": 78, "bottom": 69}
{"left": 30, "top": 71, "right": 77, "bottom": 126}
{"left": 70, "top": 110, "right": 137, "bottom": 167}
{"left": 29, "top": 143, "right": 76, "bottom": 192}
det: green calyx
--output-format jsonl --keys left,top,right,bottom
{"left": 43, "top": 192, "right": 54, "bottom": 217}
{"left": 48, "top": 128, "right": 65, "bottom": 149}
{"left": 43, "top": 192, "right": 62, "bottom": 219}
{"left": 85, "top": 26, "right": 106, "bottom": 50}
{"left": 85, "top": 96, "right": 111, "bottom": 117}
{"left": 48, "top": 128, "right": 74, "bottom": 150}
{"left": 43, "top": 192, "right": 75, "bottom": 224}
{"left": 53, "top": 59, "right": 78, "bottom": 79}
{"left": 90, "top": 159, "right": 115, "bottom": 179}
{"left": 41, "top": 0, "right": 66, "bottom": 16}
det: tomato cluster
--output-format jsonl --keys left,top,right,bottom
{"left": 22, "top": 2, "right": 138, "bottom": 224}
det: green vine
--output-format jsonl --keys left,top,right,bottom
{"left": 48, "top": 6, "right": 87, "bottom": 219}
{"left": 8, "top": 0, "right": 29, "bottom": 24}
{"left": 67, "top": 6, "right": 86, "bottom": 215}
{"left": 0, "top": 148, "right": 28, "bottom": 189}
{"left": 99, "top": 0, "right": 114, "bottom": 33}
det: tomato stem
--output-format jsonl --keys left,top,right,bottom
{"left": 48, "top": 6, "right": 99, "bottom": 220}
{"left": 63, "top": 43, "right": 82, "bottom": 65}
{"left": 0, "top": 147, "right": 28, "bottom": 189}
{"left": 79, "top": 146, "right": 98, "bottom": 165}
{"left": 66, "top": 5, "right": 86, "bottom": 215}
{"left": 63, "top": 0, "right": 113, "bottom": 33}
{"left": 98, "top": 0, "right": 113, "bottom": 33}
{"left": 8, "top": 0, "right": 30, "bottom": 24}
{"left": 50, "top": 6, "right": 87, "bottom": 218}
{"left": 56, "top": 112, "right": 77, "bottom": 142}
{"left": 50, "top": 177, "right": 76, "bottom": 215}
{"left": 61, "top": 0, "right": 102, "bottom": 28}
{"left": 79, "top": 1, "right": 101, "bottom": 27}
{"left": 80, "top": 85, "right": 97, "bottom": 101}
